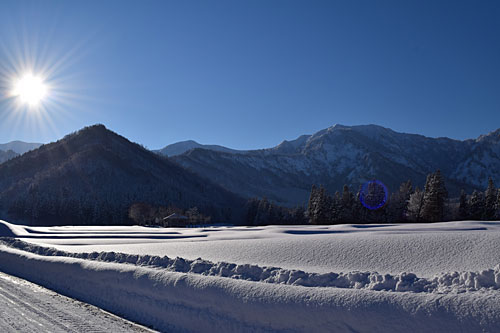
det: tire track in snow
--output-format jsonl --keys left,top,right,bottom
{"left": 0, "top": 271, "right": 156, "bottom": 333}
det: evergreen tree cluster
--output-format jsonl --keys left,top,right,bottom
{"left": 458, "top": 178, "right": 500, "bottom": 221}
{"left": 306, "top": 171, "right": 499, "bottom": 224}
{"left": 307, "top": 184, "right": 358, "bottom": 224}
{"left": 244, "top": 198, "right": 307, "bottom": 225}
{"left": 307, "top": 179, "right": 419, "bottom": 225}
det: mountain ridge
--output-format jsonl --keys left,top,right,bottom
{"left": 159, "top": 124, "right": 489, "bottom": 157}
{"left": 171, "top": 124, "right": 499, "bottom": 206}
{"left": 2, "top": 123, "right": 499, "bottom": 215}
{"left": 156, "top": 140, "right": 245, "bottom": 157}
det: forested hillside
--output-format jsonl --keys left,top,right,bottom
{"left": 0, "top": 125, "right": 243, "bottom": 226}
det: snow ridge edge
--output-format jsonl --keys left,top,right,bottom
{"left": 1, "top": 238, "right": 499, "bottom": 293}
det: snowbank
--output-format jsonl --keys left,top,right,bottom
{"left": 2, "top": 237, "right": 499, "bottom": 294}
{"left": 1, "top": 245, "right": 499, "bottom": 332}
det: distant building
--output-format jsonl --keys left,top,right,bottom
{"left": 163, "top": 213, "right": 189, "bottom": 227}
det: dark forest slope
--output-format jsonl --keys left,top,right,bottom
{"left": 0, "top": 125, "right": 242, "bottom": 225}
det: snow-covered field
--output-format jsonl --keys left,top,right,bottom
{"left": 1, "top": 220, "right": 499, "bottom": 332}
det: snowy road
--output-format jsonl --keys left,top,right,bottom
{"left": 0, "top": 271, "right": 155, "bottom": 333}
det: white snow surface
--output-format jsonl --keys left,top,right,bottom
{"left": 0, "top": 220, "right": 499, "bottom": 332}
{"left": 0, "top": 271, "right": 153, "bottom": 332}
{"left": 7, "top": 220, "right": 500, "bottom": 277}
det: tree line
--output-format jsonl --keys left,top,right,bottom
{"left": 130, "top": 170, "right": 500, "bottom": 227}
{"left": 244, "top": 197, "right": 307, "bottom": 225}
{"left": 241, "top": 170, "right": 500, "bottom": 226}
{"left": 306, "top": 170, "right": 500, "bottom": 224}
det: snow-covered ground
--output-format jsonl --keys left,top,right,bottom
{"left": 0, "top": 271, "right": 154, "bottom": 332}
{"left": 0, "top": 220, "right": 499, "bottom": 332}
{"left": 9, "top": 221, "right": 500, "bottom": 277}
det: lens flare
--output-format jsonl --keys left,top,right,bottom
{"left": 359, "top": 180, "right": 388, "bottom": 210}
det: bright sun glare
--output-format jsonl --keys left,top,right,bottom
{"left": 12, "top": 73, "right": 48, "bottom": 107}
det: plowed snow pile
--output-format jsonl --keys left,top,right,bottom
{"left": 0, "top": 220, "right": 499, "bottom": 332}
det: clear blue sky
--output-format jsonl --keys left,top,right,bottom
{"left": 0, "top": 0, "right": 499, "bottom": 149}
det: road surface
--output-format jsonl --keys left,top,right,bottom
{"left": 0, "top": 271, "right": 155, "bottom": 333}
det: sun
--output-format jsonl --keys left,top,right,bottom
{"left": 12, "top": 73, "right": 48, "bottom": 107}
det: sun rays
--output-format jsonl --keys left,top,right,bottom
{"left": 0, "top": 21, "right": 94, "bottom": 142}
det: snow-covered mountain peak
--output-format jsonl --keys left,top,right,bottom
{"left": 476, "top": 128, "right": 500, "bottom": 143}
{"left": 273, "top": 135, "right": 310, "bottom": 154}
{"left": 308, "top": 124, "right": 392, "bottom": 139}
{"left": 327, "top": 123, "right": 348, "bottom": 131}
{"left": 349, "top": 124, "right": 395, "bottom": 138}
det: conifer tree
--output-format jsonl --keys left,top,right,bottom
{"left": 254, "top": 197, "right": 271, "bottom": 225}
{"left": 340, "top": 185, "right": 355, "bottom": 223}
{"left": 316, "top": 186, "right": 332, "bottom": 224}
{"left": 307, "top": 185, "right": 319, "bottom": 224}
{"left": 354, "top": 186, "right": 367, "bottom": 222}
{"left": 244, "top": 198, "right": 260, "bottom": 225}
{"left": 468, "top": 190, "right": 485, "bottom": 220}
{"left": 407, "top": 187, "right": 424, "bottom": 222}
{"left": 291, "top": 206, "right": 306, "bottom": 224}
{"left": 330, "top": 191, "right": 343, "bottom": 223}
{"left": 497, "top": 189, "right": 500, "bottom": 219}
{"left": 421, "top": 170, "right": 448, "bottom": 222}
{"left": 387, "top": 180, "right": 413, "bottom": 222}
{"left": 483, "top": 178, "right": 497, "bottom": 220}
{"left": 458, "top": 189, "right": 468, "bottom": 220}
{"left": 307, "top": 185, "right": 332, "bottom": 224}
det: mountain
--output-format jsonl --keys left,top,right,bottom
{"left": 0, "top": 141, "right": 43, "bottom": 165}
{"left": 171, "top": 124, "right": 497, "bottom": 206}
{"left": 0, "top": 141, "right": 42, "bottom": 155}
{"left": 0, "top": 125, "right": 243, "bottom": 226}
{"left": 0, "top": 150, "right": 18, "bottom": 164}
{"left": 156, "top": 140, "right": 244, "bottom": 157}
